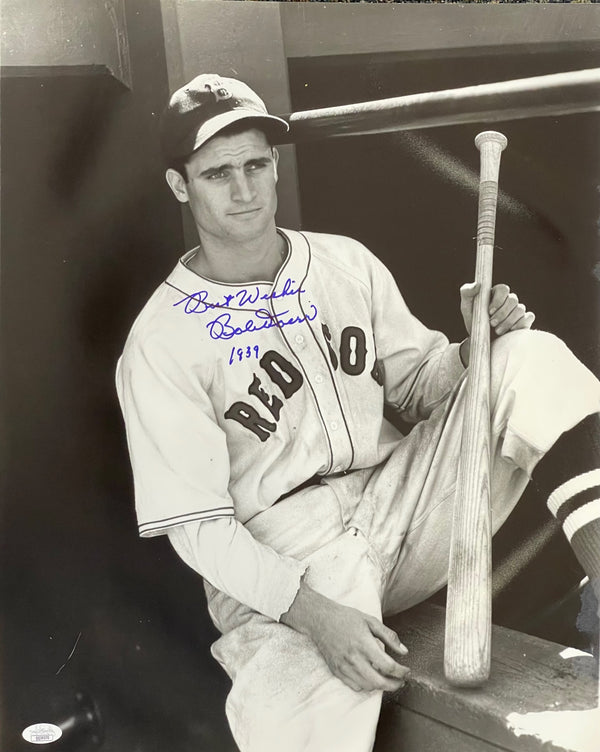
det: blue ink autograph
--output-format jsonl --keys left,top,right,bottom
{"left": 173, "top": 277, "right": 306, "bottom": 315}
{"left": 173, "top": 277, "right": 316, "bottom": 341}
{"left": 229, "top": 344, "right": 260, "bottom": 365}
{"left": 208, "top": 307, "right": 318, "bottom": 341}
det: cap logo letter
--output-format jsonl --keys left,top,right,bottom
{"left": 205, "top": 81, "right": 232, "bottom": 103}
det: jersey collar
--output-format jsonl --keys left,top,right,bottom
{"left": 165, "top": 228, "right": 310, "bottom": 302}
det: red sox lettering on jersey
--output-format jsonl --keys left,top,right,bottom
{"left": 224, "top": 328, "right": 384, "bottom": 442}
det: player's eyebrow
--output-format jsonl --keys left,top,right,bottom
{"left": 198, "top": 156, "right": 272, "bottom": 178}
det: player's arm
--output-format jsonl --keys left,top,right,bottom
{"left": 168, "top": 517, "right": 305, "bottom": 622}
{"left": 169, "top": 519, "right": 409, "bottom": 692}
{"left": 370, "top": 257, "right": 465, "bottom": 421}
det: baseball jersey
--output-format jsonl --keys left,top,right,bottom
{"left": 116, "top": 229, "right": 464, "bottom": 539}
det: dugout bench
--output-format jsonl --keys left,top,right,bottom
{"left": 375, "top": 603, "right": 598, "bottom": 752}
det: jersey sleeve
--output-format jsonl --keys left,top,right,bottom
{"left": 168, "top": 517, "right": 307, "bottom": 622}
{"left": 370, "top": 255, "right": 465, "bottom": 423}
{"left": 116, "top": 334, "right": 235, "bottom": 537}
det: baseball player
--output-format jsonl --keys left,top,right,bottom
{"left": 116, "top": 75, "right": 600, "bottom": 752}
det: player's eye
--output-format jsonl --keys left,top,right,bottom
{"left": 207, "top": 169, "right": 227, "bottom": 180}
{"left": 246, "top": 159, "right": 269, "bottom": 173}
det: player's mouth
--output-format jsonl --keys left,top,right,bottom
{"left": 228, "top": 208, "right": 261, "bottom": 217}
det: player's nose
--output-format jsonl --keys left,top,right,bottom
{"left": 230, "top": 171, "right": 255, "bottom": 203}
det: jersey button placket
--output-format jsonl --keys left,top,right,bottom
{"left": 270, "top": 266, "right": 351, "bottom": 475}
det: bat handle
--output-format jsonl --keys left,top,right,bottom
{"left": 444, "top": 130, "right": 507, "bottom": 687}
{"left": 475, "top": 130, "right": 508, "bottom": 252}
{"left": 471, "top": 131, "right": 507, "bottom": 352}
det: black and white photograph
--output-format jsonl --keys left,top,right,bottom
{"left": 2, "top": 2, "right": 600, "bottom": 751}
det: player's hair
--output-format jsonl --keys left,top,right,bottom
{"left": 168, "top": 119, "right": 276, "bottom": 183}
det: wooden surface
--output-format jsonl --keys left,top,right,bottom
{"left": 0, "top": 65, "right": 113, "bottom": 80}
{"left": 384, "top": 603, "right": 598, "bottom": 752}
{"left": 444, "top": 133, "right": 506, "bottom": 687}
{"left": 1, "top": 0, "right": 131, "bottom": 88}
{"left": 376, "top": 705, "right": 511, "bottom": 752}
{"left": 280, "top": 4, "right": 600, "bottom": 60}
{"left": 282, "top": 69, "right": 600, "bottom": 143}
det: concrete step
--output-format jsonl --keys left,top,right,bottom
{"left": 376, "top": 603, "right": 598, "bottom": 752}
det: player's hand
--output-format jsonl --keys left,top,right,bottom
{"left": 281, "top": 583, "right": 409, "bottom": 693}
{"left": 460, "top": 282, "right": 535, "bottom": 338}
{"left": 311, "top": 601, "right": 410, "bottom": 693}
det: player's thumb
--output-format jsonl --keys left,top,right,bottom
{"left": 460, "top": 281, "right": 480, "bottom": 299}
{"left": 460, "top": 282, "right": 480, "bottom": 334}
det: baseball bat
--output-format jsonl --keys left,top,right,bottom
{"left": 279, "top": 69, "right": 600, "bottom": 143}
{"left": 444, "top": 130, "right": 508, "bottom": 687}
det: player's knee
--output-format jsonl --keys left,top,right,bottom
{"left": 489, "top": 330, "right": 580, "bottom": 407}
{"left": 491, "top": 329, "right": 570, "bottom": 372}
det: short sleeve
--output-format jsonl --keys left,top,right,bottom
{"left": 116, "top": 335, "right": 234, "bottom": 537}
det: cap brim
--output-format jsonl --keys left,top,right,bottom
{"left": 191, "top": 110, "right": 290, "bottom": 153}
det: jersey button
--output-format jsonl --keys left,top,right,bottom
{"left": 294, "top": 334, "right": 304, "bottom": 345}
{"left": 330, "top": 421, "right": 339, "bottom": 431}
{"left": 315, "top": 373, "right": 324, "bottom": 384}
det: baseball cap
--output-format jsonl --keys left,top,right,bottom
{"left": 160, "top": 74, "right": 289, "bottom": 162}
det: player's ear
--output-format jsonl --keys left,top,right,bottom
{"left": 165, "top": 169, "right": 189, "bottom": 203}
{"left": 272, "top": 147, "right": 280, "bottom": 183}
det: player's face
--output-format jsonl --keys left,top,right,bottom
{"left": 180, "top": 129, "right": 279, "bottom": 246}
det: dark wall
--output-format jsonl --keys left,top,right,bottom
{"left": 289, "top": 48, "right": 599, "bottom": 642}
{"left": 1, "top": 2, "right": 234, "bottom": 750}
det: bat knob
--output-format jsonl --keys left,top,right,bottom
{"left": 475, "top": 131, "right": 508, "bottom": 152}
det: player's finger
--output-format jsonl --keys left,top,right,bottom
{"left": 494, "top": 303, "right": 527, "bottom": 335}
{"left": 352, "top": 656, "right": 407, "bottom": 692}
{"left": 371, "top": 652, "right": 410, "bottom": 683}
{"left": 491, "top": 293, "right": 520, "bottom": 324}
{"left": 335, "top": 667, "right": 364, "bottom": 693}
{"left": 490, "top": 291, "right": 519, "bottom": 326}
{"left": 499, "top": 309, "right": 535, "bottom": 334}
{"left": 489, "top": 283, "right": 510, "bottom": 315}
{"left": 369, "top": 619, "right": 408, "bottom": 658}
{"left": 363, "top": 636, "right": 408, "bottom": 681}
{"left": 365, "top": 647, "right": 408, "bottom": 682}
{"left": 520, "top": 311, "right": 535, "bottom": 329}
{"left": 328, "top": 655, "right": 364, "bottom": 692}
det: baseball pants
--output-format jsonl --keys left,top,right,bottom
{"left": 204, "top": 330, "right": 600, "bottom": 752}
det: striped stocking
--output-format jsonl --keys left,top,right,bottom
{"left": 547, "top": 470, "right": 600, "bottom": 601}
{"left": 534, "top": 413, "right": 600, "bottom": 603}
